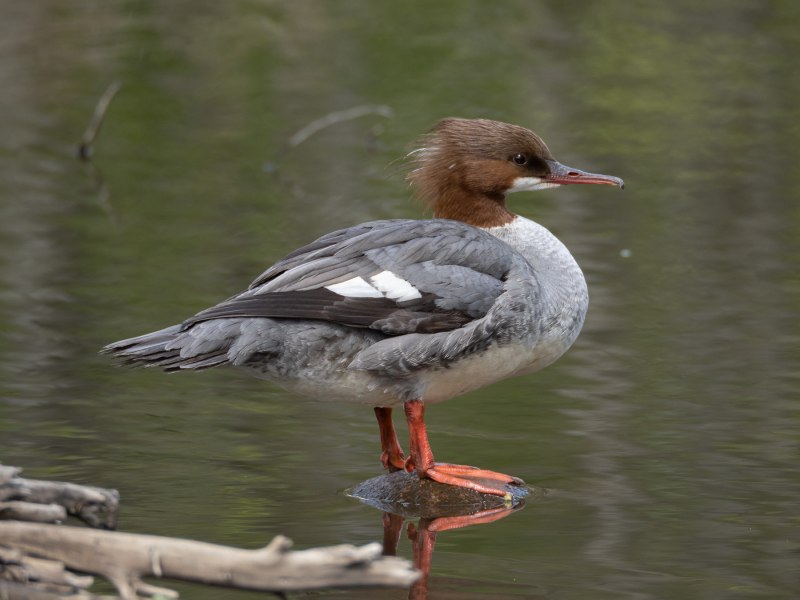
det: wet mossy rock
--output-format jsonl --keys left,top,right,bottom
{"left": 348, "top": 470, "right": 529, "bottom": 518}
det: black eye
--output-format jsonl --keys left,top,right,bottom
{"left": 512, "top": 153, "right": 527, "bottom": 165}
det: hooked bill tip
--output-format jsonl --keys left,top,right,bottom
{"left": 545, "top": 160, "right": 624, "bottom": 189}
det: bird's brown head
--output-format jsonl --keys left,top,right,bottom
{"left": 407, "top": 118, "right": 623, "bottom": 228}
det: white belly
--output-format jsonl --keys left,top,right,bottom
{"left": 419, "top": 337, "right": 570, "bottom": 404}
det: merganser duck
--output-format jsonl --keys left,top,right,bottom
{"left": 104, "top": 118, "right": 623, "bottom": 496}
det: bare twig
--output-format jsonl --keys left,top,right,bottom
{"left": 287, "top": 104, "right": 393, "bottom": 148}
{"left": 77, "top": 81, "right": 122, "bottom": 161}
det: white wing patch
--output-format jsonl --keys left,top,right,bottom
{"left": 325, "top": 276, "right": 383, "bottom": 298}
{"left": 370, "top": 270, "right": 422, "bottom": 301}
{"left": 324, "top": 271, "right": 422, "bottom": 302}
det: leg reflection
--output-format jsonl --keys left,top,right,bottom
{"left": 381, "top": 505, "right": 523, "bottom": 600}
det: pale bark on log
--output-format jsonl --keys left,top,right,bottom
{"left": 0, "top": 466, "right": 22, "bottom": 485}
{"left": 0, "top": 545, "right": 98, "bottom": 600}
{"left": 0, "top": 465, "right": 118, "bottom": 528}
{"left": 0, "top": 521, "right": 419, "bottom": 600}
{"left": 0, "top": 580, "right": 105, "bottom": 600}
{"left": 0, "top": 502, "right": 67, "bottom": 523}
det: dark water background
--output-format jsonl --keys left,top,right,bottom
{"left": 1, "top": 2, "right": 799, "bottom": 598}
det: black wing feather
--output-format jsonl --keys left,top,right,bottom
{"left": 181, "top": 219, "right": 512, "bottom": 337}
{"left": 182, "top": 289, "right": 472, "bottom": 335}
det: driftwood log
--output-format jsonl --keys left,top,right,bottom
{"left": 0, "top": 522, "right": 418, "bottom": 600}
{"left": 0, "top": 465, "right": 418, "bottom": 599}
{"left": 0, "top": 465, "right": 119, "bottom": 528}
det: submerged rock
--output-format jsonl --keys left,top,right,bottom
{"left": 348, "top": 470, "right": 529, "bottom": 519}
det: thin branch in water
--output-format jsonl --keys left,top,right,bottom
{"left": 264, "top": 104, "right": 394, "bottom": 198}
{"left": 77, "top": 81, "right": 122, "bottom": 161}
{"left": 81, "top": 159, "right": 116, "bottom": 223}
{"left": 75, "top": 81, "right": 122, "bottom": 220}
{"left": 287, "top": 104, "right": 393, "bottom": 148}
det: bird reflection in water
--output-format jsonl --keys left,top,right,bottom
{"left": 379, "top": 504, "right": 524, "bottom": 599}
{"left": 349, "top": 469, "right": 528, "bottom": 597}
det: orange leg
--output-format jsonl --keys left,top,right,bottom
{"left": 374, "top": 407, "right": 406, "bottom": 471}
{"left": 403, "top": 399, "right": 524, "bottom": 496}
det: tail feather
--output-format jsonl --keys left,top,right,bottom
{"left": 101, "top": 324, "right": 232, "bottom": 371}
{"left": 169, "top": 353, "right": 229, "bottom": 370}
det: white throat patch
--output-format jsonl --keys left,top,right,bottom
{"left": 509, "top": 177, "right": 561, "bottom": 193}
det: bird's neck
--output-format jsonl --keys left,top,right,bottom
{"left": 483, "top": 215, "right": 588, "bottom": 316}
{"left": 431, "top": 187, "right": 516, "bottom": 228}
